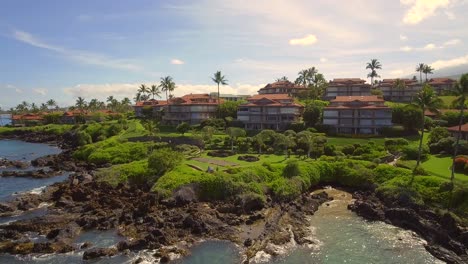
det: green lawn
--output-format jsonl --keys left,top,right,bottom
{"left": 422, "top": 155, "right": 468, "bottom": 185}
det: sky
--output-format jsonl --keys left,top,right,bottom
{"left": 1, "top": 0, "right": 468, "bottom": 109}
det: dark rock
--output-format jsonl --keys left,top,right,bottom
{"left": 244, "top": 238, "right": 253, "bottom": 247}
{"left": 0, "top": 202, "right": 15, "bottom": 213}
{"left": 173, "top": 185, "right": 198, "bottom": 206}
{"left": 349, "top": 200, "right": 385, "bottom": 221}
{"left": 237, "top": 155, "right": 260, "bottom": 162}
{"left": 83, "top": 247, "right": 118, "bottom": 260}
{"left": 81, "top": 242, "right": 92, "bottom": 249}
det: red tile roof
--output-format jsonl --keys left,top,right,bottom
{"left": 378, "top": 79, "right": 420, "bottom": 87}
{"left": 247, "top": 94, "right": 292, "bottom": 101}
{"left": 331, "top": 96, "right": 384, "bottom": 103}
{"left": 447, "top": 123, "right": 468, "bottom": 133}
{"left": 259, "top": 81, "right": 306, "bottom": 91}
{"left": 134, "top": 99, "right": 167, "bottom": 107}
{"left": 11, "top": 114, "right": 44, "bottom": 121}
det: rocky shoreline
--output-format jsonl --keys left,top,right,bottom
{"left": 349, "top": 191, "right": 468, "bottom": 264}
{"left": 1, "top": 132, "right": 467, "bottom": 263}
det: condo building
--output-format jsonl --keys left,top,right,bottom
{"left": 237, "top": 94, "right": 303, "bottom": 130}
{"left": 323, "top": 78, "right": 371, "bottom": 100}
{"left": 377, "top": 79, "right": 422, "bottom": 102}
{"left": 323, "top": 96, "right": 392, "bottom": 134}
{"left": 257, "top": 80, "right": 307, "bottom": 97}
{"left": 428, "top": 78, "right": 457, "bottom": 95}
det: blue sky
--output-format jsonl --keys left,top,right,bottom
{"left": 1, "top": 0, "right": 467, "bottom": 109}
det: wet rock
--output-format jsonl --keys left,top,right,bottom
{"left": 0, "top": 159, "right": 29, "bottom": 169}
{"left": 236, "top": 193, "right": 265, "bottom": 214}
{"left": 0, "top": 202, "right": 15, "bottom": 213}
{"left": 349, "top": 200, "right": 385, "bottom": 221}
{"left": 244, "top": 238, "right": 253, "bottom": 247}
{"left": 81, "top": 242, "right": 92, "bottom": 249}
{"left": 83, "top": 247, "right": 118, "bottom": 260}
{"left": 173, "top": 185, "right": 198, "bottom": 206}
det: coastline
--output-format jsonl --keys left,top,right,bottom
{"left": 0, "top": 132, "right": 466, "bottom": 263}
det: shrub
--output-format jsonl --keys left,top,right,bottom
{"left": 428, "top": 127, "right": 450, "bottom": 145}
{"left": 176, "top": 122, "right": 191, "bottom": 135}
{"left": 76, "top": 131, "right": 92, "bottom": 146}
{"left": 324, "top": 144, "right": 336, "bottom": 156}
{"left": 402, "top": 144, "right": 429, "bottom": 161}
{"left": 341, "top": 145, "right": 355, "bottom": 155}
{"left": 429, "top": 137, "right": 455, "bottom": 154}
{"left": 148, "top": 148, "right": 184, "bottom": 177}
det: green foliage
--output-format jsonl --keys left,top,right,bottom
{"left": 176, "top": 122, "right": 190, "bottom": 135}
{"left": 373, "top": 165, "right": 412, "bottom": 184}
{"left": 95, "top": 160, "right": 150, "bottom": 186}
{"left": 76, "top": 131, "right": 92, "bottom": 146}
{"left": 402, "top": 144, "right": 429, "bottom": 160}
{"left": 148, "top": 148, "right": 184, "bottom": 177}
{"left": 73, "top": 138, "right": 149, "bottom": 165}
{"left": 217, "top": 101, "right": 243, "bottom": 119}
{"left": 302, "top": 100, "right": 328, "bottom": 127}
{"left": 428, "top": 127, "right": 450, "bottom": 145}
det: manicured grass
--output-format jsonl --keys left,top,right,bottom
{"left": 327, "top": 137, "right": 387, "bottom": 146}
{"left": 422, "top": 155, "right": 468, "bottom": 185}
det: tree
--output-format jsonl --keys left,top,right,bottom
{"left": 176, "top": 122, "right": 190, "bottom": 135}
{"left": 147, "top": 148, "right": 183, "bottom": 179}
{"left": 295, "top": 67, "right": 317, "bottom": 87}
{"left": 423, "top": 64, "right": 434, "bottom": 82}
{"left": 297, "top": 131, "right": 316, "bottom": 158}
{"left": 149, "top": 84, "right": 161, "bottom": 100}
{"left": 412, "top": 85, "right": 443, "bottom": 179}
{"left": 159, "top": 76, "right": 176, "bottom": 105}
{"left": 416, "top": 63, "right": 425, "bottom": 84}
{"left": 75, "top": 97, "right": 87, "bottom": 112}
{"left": 274, "top": 133, "right": 296, "bottom": 157}
{"left": 276, "top": 76, "right": 289, "bottom": 82}
{"left": 303, "top": 100, "right": 328, "bottom": 127}
{"left": 212, "top": 71, "right": 228, "bottom": 106}
{"left": 226, "top": 127, "right": 246, "bottom": 151}
{"left": 217, "top": 101, "right": 243, "bottom": 119}
{"left": 366, "top": 59, "right": 382, "bottom": 86}
{"left": 450, "top": 73, "right": 468, "bottom": 189}
{"left": 201, "top": 126, "right": 215, "bottom": 142}
{"left": 252, "top": 130, "right": 276, "bottom": 154}
{"left": 46, "top": 99, "right": 56, "bottom": 111}
{"left": 138, "top": 84, "right": 149, "bottom": 101}
{"left": 141, "top": 119, "right": 160, "bottom": 137}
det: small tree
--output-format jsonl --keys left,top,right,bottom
{"left": 148, "top": 148, "right": 183, "bottom": 178}
{"left": 226, "top": 127, "right": 246, "bottom": 151}
{"left": 176, "top": 122, "right": 191, "bottom": 135}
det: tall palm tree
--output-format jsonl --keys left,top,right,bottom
{"left": 149, "top": 85, "right": 161, "bottom": 100}
{"left": 416, "top": 63, "right": 425, "bottom": 84}
{"left": 40, "top": 103, "right": 48, "bottom": 112}
{"left": 423, "top": 64, "right": 434, "bottom": 82}
{"left": 75, "top": 97, "right": 87, "bottom": 113}
{"left": 411, "top": 85, "right": 442, "bottom": 183}
{"left": 450, "top": 73, "right": 468, "bottom": 188}
{"left": 159, "top": 76, "right": 176, "bottom": 105}
{"left": 46, "top": 99, "right": 56, "bottom": 111}
{"left": 212, "top": 71, "right": 228, "bottom": 105}
{"left": 366, "top": 59, "right": 382, "bottom": 86}
{"left": 137, "top": 84, "right": 149, "bottom": 101}
{"left": 295, "top": 67, "right": 316, "bottom": 87}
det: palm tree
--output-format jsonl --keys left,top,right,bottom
{"left": 423, "top": 64, "right": 434, "bottom": 82}
{"left": 276, "top": 76, "right": 289, "bottom": 82}
{"left": 450, "top": 73, "right": 468, "bottom": 188}
{"left": 75, "top": 97, "right": 87, "bottom": 113}
{"left": 159, "top": 76, "right": 176, "bottom": 105}
{"left": 366, "top": 59, "right": 382, "bottom": 86}
{"left": 137, "top": 84, "right": 149, "bottom": 101}
{"left": 416, "top": 63, "right": 425, "bottom": 84}
{"left": 46, "top": 99, "right": 56, "bottom": 111}
{"left": 149, "top": 85, "right": 161, "bottom": 100}
{"left": 30, "top": 103, "right": 39, "bottom": 113}
{"left": 411, "top": 85, "right": 442, "bottom": 183}
{"left": 295, "top": 67, "right": 316, "bottom": 87}
{"left": 211, "top": 71, "right": 228, "bottom": 106}
{"left": 40, "top": 103, "right": 48, "bottom": 112}
{"left": 88, "top": 99, "right": 98, "bottom": 111}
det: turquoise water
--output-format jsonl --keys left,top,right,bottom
{"left": 0, "top": 140, "right": 65, "bottom": 201}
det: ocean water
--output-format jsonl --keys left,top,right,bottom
{"left": 0, "top": 139, "right": 61, "bottom": 161}
{"left": 0, "top": 114, "right": 11, "bottom": 126}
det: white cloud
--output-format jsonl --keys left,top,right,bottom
{"left": 389, "top": 70, "right": 405, "bottom": 76}
{"left": 12, "top": 30, "right": 142, "bottom": 72}
{"left": 423, "top": 43, "right": 437, "bottom": 50}
{"left": 400, "top": 46, "right": 413, "bottom": 52}
{"left": 443, "top": 38, "right": 461, "bottom": 46}
{"left": 289, "top": 34, "right": 318, "bottom": 46}
{"left": 431, "top": 54, "right": 468, "bottom": 69}
{"left": 33, "top": 88, "right": 48, "bottom": 96}
{"left": 15, "top": 88, "right": 23, "bottom": 94}
{"left": 400, "top": 34, "right": 408, "bottom": 41}
{"left": 401, "top": 0, "right": 451, "bottom": 24}
{"left": 320, "top": 57, "right": 328, "bottom": 62}
{"left": 171, "top": 59, "right": 185, "bottom": 65}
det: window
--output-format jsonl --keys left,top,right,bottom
{"left": 323, "top": 110, "right": 338, "bottom": 117}
{"left": 323, "top": 119, "right": 338, "bottom": 125}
